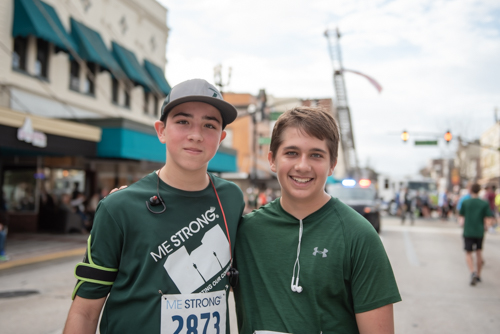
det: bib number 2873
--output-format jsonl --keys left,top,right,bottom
{"left": 161, "top": 290, "right": 226, "bottom": 334}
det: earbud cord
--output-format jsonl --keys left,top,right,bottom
{"left": 208, "top": 174, "right": 232, "bottom": 265}
{"left": 291, "top": 219, "right": 303, "bottom": 291}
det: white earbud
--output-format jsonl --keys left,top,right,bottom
{"left": 291, "top": 277, "right": 303, "bottom": 293}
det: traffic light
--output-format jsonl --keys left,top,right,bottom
{"left": 444, "top": 130, "right": 452, "bottom": 143}
{"left": 401, "top": 130, "right": 409, "bottom": 143}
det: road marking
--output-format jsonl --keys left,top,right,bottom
{"left": 0, "top": 248, "right": 86, "bottom": 271}
{"left": 403, "top": 230, "right": 420, "bottom": 267}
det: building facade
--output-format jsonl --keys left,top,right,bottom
{"left": 480, "top": 121, "right": 500, "bottom": 186}
{"left": 0, "top": 0, "right": 237, "bottom": 232}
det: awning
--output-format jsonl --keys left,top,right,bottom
{"left": 326, "top": 175, "right": 341, "bottom": 184}
{"left": 70, "top": 18, "right": 126, "bottom": 79}
{"left": 112, "top": 42, "right": 157, "bottom": 91}
{"left": 144, "top": 60, "right": 171, "bottom": 96}
{"left": 12, "top": 0, "right": 76, "bottom": 52}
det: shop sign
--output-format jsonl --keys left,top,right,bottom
{"left": 17, "top": 117, "right": 47, "bottom": 148}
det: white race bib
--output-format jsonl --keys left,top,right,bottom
{"left": 161, "top": 290, "right": 226, "bottom": 334}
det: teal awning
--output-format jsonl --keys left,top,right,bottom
{"left": 97, "top": 127, "right": 237, "bottom": 172}
{"left": 70, "top": 18, "right": 125, "bottom": 79}
{"left": 112, "top": 42, "right": 157, "bottom": 91}
{"left": 144, "top": 60, "right": 171, "bottom": 96}
{"left": 12, "top": 0, "right": 76, "bottom": 52}
{"left": 326, "top": 175, "right": 341, "bottom": 184}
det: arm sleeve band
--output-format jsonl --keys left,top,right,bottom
{"left": 71, "top": 235, "right": 118, "bottom": 300}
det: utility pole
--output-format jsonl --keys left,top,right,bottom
{"left": 213, "top": 64, "right": 232, "bottom": 94}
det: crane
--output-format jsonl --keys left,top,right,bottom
{"left": 324, "top": 28, "right": 382, "bottom": 177}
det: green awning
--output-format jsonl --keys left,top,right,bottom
{"left": 70, "top": 18, "right": 126, "bottom": 79}
{"left": 12, "top": 0, "right": 76, "bottom": 52}
{"left": 144, "top": 60, "right": 171, "bottom": 96}
{"left": 112, "top": 42, "right": 157, "bottom": 91}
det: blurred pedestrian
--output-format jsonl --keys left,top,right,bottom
{"left": 401, "top": 187, "right": 415, "bottom": 225}
{"left": 459, "top": 183, "right": 494, "bottom": 286}
{"left": 420, "top": 191, "right": 431, "bottom": 218}
{"left": 484, "top": 185, "right": 497, "bottom": 233}
{"left": 0, "top": 191, "right": 9, "bottom": 262}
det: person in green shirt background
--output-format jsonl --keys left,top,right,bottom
{"left": 459, "top": 183, "right": 494, "bottom": 286}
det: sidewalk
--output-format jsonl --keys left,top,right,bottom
{"left": 0, "top": 232, "right": 88, "bottom": 271}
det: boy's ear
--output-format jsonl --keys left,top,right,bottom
{"left": 219, "top": 130, "right": 227, "bottom": 144}
{"left": 268, "top": 151, "right": 276, "bottom": 173}
{"left": 154, "top": 121, "right": 166, "bottom": 143}
{"left": 328, "top": 160, "right": 337, "bottom": 176}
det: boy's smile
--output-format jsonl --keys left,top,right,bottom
{"left": 269, "top": 127, "right": 335, "bottom": 211}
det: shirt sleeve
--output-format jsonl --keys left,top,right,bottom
{"left": 459, "top": 201, "right": 466, "bottom": 216}
{"left": 349, "top": 222, "right": 402, "bottom": 313}
{"left": 76, "top": 201, "right": 124, "bottom": 299}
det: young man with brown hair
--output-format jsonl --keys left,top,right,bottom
{"left": 459, "top": 183, "right": 494, "bottom": 286}
{"left": 63, "top": 79, "right": 245, "bottom": 334}
{"left": 233, "top": 106, "right": 401, "bottom": 334}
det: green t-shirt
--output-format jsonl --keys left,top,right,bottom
{"left": 459, "top": 197, "right": 493, "bottom": 238}
{"left": 233, "top": 197, "right": 401, "bottom": 334}
{"left": 75, "top": 172, "right": 244, "bottom": 333}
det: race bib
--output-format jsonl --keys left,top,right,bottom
{"left": 161, "top": 290, "right": 226, "bottom": 334}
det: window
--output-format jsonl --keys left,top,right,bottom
{"left": 2, "top": 169, "right": 37, "bottom": 213}
{"left": 12, "top": 36, "right": 28, "bottom": 71}
{"left": 111, "top": 77, "right": 119, "bottom": 104}
{"left": 83, "top": 63, "right": 96, "bottom": 95}
{"left": 124, "top": 85, "right": 130, "bottom": 108}
{"left": 144, "top": 91, "right": 149, "bottom": 115}
{"left": 35, "top": 39, "right": 49, "bottom": 78}
{"left": 69, "top": 59, "right": 80, "bottom": 91}
{"left": 153, "top": 95, "right": 159, "bottom": 118}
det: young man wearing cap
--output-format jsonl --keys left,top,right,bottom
{"left": 63, "top": 79, "right": 244, "bottom": 334}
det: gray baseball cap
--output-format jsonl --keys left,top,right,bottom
{"left": 159, "top": 79, "right": 237, "bottom": 128}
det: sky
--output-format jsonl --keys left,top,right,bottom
{"left": 156, "top": 0, "right": 500, "bottom": 178}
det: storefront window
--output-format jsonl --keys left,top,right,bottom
{"left": 2, "top": 169, "right": 37, "bottom": 212}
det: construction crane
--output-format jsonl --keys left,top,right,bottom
{"left": 324, "top": 28, "right": 358, "bottom": 177}
{"left": 324, "top": 28, "right": 382, "bottom": 177}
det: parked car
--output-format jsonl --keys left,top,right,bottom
{"left": 326, "top": 180, "right": 381, "bottom": 233}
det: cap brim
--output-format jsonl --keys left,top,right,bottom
{"left": 161, "top": 96, "right": 237, "bottom": 126}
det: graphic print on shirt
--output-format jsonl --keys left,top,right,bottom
{"left": 164, "top": 224, "right": 230, "bottom": 294}
{"left": 313, "top": 247, "right": 328, "bottom": 257}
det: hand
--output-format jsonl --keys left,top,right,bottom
{"left": 109, "top": 185, "right": 128, "bottom": 195}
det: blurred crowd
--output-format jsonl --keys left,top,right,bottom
{"left": 395, "top": 183, "right": 500, "bottom": 232}
{"left": 244, "top": 187, "right": 280, "bottom": 214}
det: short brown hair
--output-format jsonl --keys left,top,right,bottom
{"left": 471, "top": 184, "right": 481, "bottom": 194}
{"left": 269, "top": 106, "right": 340, "bottom": 164}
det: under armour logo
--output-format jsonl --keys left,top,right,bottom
{"left": 313, "top": 247, "right": 328, "bottom": 258}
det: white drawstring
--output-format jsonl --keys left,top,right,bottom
{"left": 291, "top": 219, "right": 303, "bottom": 293}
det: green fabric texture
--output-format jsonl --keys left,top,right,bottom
{"left": 459, "top": 198, "right": 493, "bottom": 238}
{"left": 144, "top": 60, "right": 172, "bottom": 95}
{"left": 12, "top": 0, "right": 76, "bottom": 52}
{"left": 75, "top": 172, "right": 244, "bottom": 334}
{"left": 112, "top": 42, "right": 157, "bottom": 91}
{"left": 70, "top": 18, "right": 126, "bottom": 79}
{"left": 234, "top": 198, "right": 401, "bottom": 334}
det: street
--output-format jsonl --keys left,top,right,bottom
{"left": 0, "top": 216, "right": 499, "bottom": 333}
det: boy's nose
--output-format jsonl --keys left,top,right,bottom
{"left": 295, "top": 155, "right": 311, "bottom": 171}
{"left": 187, "top": 127, "right": 203, "bottom": 142}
